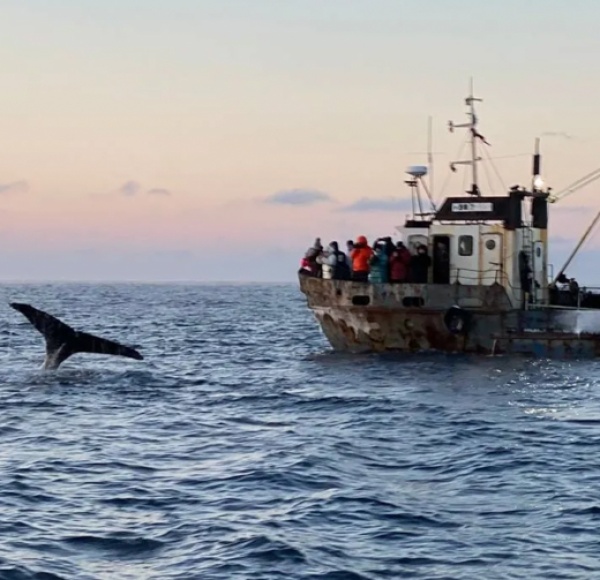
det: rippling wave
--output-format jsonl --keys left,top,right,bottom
{"left": 0, "top": 283, "right": 598, "bottom": 579}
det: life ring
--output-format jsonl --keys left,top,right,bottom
{"left": 444, "top": 306, "right": 471, "bottom": 335}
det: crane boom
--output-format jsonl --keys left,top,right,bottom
{"left": 552, "top": 207, "right": 600, "bottom": 284}
{"left": 549, "top": 167, "right": 600, "bottom": 203}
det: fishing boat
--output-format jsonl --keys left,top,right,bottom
{"left": 298, "top": 85, "right": 600, "bottom": 356}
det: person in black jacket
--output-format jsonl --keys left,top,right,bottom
{"left": 410, "top": 244, "right": 431, "bottom": 283}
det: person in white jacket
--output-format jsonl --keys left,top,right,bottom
{"left": 317, "top": 242, "right": 350, "bottom": 280}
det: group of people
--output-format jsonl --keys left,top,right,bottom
{"left": 299, "top": 235, "right": 432, "bottom": 284}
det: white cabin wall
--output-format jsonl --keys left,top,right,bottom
{"left": 513, "top": 228, "right": 527, "bottom": 301}
{"left": 429, "top": 224, "right": 481, "bottom": 284}
{"left": 504, "top": 229, "right": 521, "bottom": 305}
{"left": 479, "top": 225, "right": 505, "bottom": 286}
{"left": 397, "top": 220, "right": 546, "bottom": 309}
{"left": 531, "top": 227, "right": 549, "bottom": 303}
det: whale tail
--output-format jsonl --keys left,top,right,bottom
{"left": 10, "top": 302, "right": 144, "bottom": 370}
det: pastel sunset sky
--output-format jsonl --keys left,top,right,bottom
{"left": 2, "top": 0, "right": 600, "bottom": 282}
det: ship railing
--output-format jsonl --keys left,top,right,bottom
{"left": 452, "top": 267, "right": 506, "bottom": 285}
{"left": 547, "top": 263, "right": 555, "bottom": 283}
{"left": 547, "top": 285, "right": 600, "bottom": 310}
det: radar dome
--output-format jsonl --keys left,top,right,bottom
{"left": 406, "top": 165, "right": 428, "bottom": 178}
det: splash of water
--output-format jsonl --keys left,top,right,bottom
{"left": 555, "top": 309, "right": 600, "bottom": 335}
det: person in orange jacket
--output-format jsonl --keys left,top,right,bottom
{"left": 350, "top": 235, "right": 373, "bottom": 282}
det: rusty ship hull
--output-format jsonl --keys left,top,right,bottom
{"left": 299, "top": 275, "right": 600, "bottom": 358}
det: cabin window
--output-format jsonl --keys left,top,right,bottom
{"left": 458, "top": 235, "right": 473, "bottom": 256}
{"left": 536, "top": 246, "right": 542, "bottom": 257}
{"left": 485, "top": 239, "right": 496, "bottom": 250}
{"left": 408, "top": 235, "right": 428, "bottom": 254}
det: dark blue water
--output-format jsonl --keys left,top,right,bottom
{"left": 0, "top": 283, "right": 598, "bottom": 579}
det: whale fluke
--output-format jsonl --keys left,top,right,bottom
{"left": 10, "top": 302, "right": 144, "bottom": 370}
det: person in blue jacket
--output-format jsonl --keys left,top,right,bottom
{"left": 368, "top": 242, "right": 389, "bottom": 283}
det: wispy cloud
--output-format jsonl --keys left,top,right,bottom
{"left": 264, "top": 188, "right": 334, "bottom": 206}
{"left": 339, "top": 197, "right": 414, "bottom": 212}
{"left": 147, "top": 187, "right": 171, "bottom": 196}
{"left": 541, "top": 131, "right": 575, "bottom": 141}
{"left": 0, "top": 180, "right": 29, "bottom": 195}
{"left": 115, "top": 181, "right": 172, "bottom": 197}
{"left": 550, "top": 235, "right": 576, "bottom": 245}
{"left": 118, "top": 180, "right": 142, "bottom": 196}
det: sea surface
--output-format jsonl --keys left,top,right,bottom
{"left": 0, "top": 283, "right": 598, "bottom": 580}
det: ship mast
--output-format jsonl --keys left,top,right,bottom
{"left": 448, "top": 78, "right": 483, "bottom": 196}
{"left": 427, "top": 115, "right": 434, "bottom": 198}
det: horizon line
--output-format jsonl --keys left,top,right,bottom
{"left": 0, "top": 279, "right": 298, "bottom": 285}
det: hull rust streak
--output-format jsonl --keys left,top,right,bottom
{"left": 299, "top": 276, "right": 600, "bottom": 358}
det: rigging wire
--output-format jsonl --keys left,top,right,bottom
{"left": 481, "top": 152, "right": 496, "bottom": 195}
{"left": 436, "top": 137, "right": 468, "bottom": 203}
{"left": 486, "top": 153, "right": 530, "bottom": 160}
{"left": 482, "top": 145, "right": 507, "bottom": 193}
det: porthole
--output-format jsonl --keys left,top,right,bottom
{"left": 485, "top": 239, "right": 496, "bottom": 250}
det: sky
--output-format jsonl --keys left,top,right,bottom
{"left": 1, "top": 0, "right": 600, "bottom": 282}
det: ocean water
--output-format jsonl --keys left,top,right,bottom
{"left": 0, "top": 283, "right": 598, "bottom": 580}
